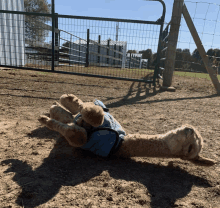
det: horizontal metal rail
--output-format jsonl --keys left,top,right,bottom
{"left": 0, "top": 10, "right": 52, "bottom": 17}
{"left": 90, "top": 51, "right": 122, "bottom": 61}
{"left": 89, "top": 40, "right": 124, "bottom": 55}
{"left": 59, "top": 58, "right": 86, "bottom": 64}
{"left": 57, "top": 14, "right": 163, "bottom": 25}
{"left": 59, "top": 29, "right": 86, "bottom": 41}
{"left": 60, "top": 31, "right": 124, "bottom": 55}
{"left": 0, "top": 10, "right": 163, "bottom": 25}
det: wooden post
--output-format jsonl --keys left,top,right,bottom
{"left": 162, "top": 0, "right": 184, "bottom": 88}
{"left": 182, "top": 4, "right": 220, "bottom": 95}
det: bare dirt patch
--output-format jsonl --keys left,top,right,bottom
{"left": 0, "top": 68, "right": 219, "bottom": 208}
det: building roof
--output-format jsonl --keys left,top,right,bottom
{"left": 74, "top": 39, "right": 127, "bottom": 46}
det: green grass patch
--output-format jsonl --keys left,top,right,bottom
{"left": 174, "top": 71, "right": 220, "bottom": 80}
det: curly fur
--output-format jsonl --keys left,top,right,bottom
{"left": 38, "top": 115, "right": 87, "bottom": 147}
{"left": 38, "top": 94, "right": 216, "bottom": 166}
{"left": 115, "top": 125, "right": 203, "bottom": 160}
{"left": 80, "top": 102, "right": 104, "bottom": 127}
{"left": 60, "top": 94, "right": 104, "bottom": 127}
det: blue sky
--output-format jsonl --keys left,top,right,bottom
{"left": 48, "top": 0, "right": 220, "bottom": 54}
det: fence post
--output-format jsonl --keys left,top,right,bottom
{"left": 113, "top": 44, "right": 116, "bottom": 66}
{"left": 78, "top": 39, "right": 81, "bottom": 65}
{"left": 119, "top": 46, "right": 122, "bottom": 67}
{"left": 129, "top": 53, "right": 131, "bottom": 69}
{"left": 139, "top": 56, "right": 141, "bottom": 69}
{"left": 107, "top": 39, "right": 110, "bottom": 65}
{"left": 162, "top": 0, "right": 184, "bottom": 88}
{"left": 97, "top": 35, "right": 101, "bottom": 65}
{"left": 69, "top": 36, "right": 72, "bottom": 66}
{"left": 85, "top": 29, "right": 89, "bottom": 67}
{"left": 51, "top": 0, "right": 55, "bottom": 71}
{"left": 182, "top": 4, "right": 220, "bottom": 95}
{"left": 55, "top": 13, "right": 59, "bottom": 67}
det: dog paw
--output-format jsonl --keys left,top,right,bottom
{"left": 38, "top": 115, "right": 50, "bottom": 126}
{"left": 80, "top": 103, "right": 104, "bottom": 127}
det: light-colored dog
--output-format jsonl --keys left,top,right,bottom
{"left": 38, "top": 94, "right": 216, "bottom": 166}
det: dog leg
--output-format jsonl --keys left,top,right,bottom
{"left": 60, "top": 94, "right": 83, "bottom": 115}
{"left": 49, "top": 102, "right": 74, "bottom": 124}
{"left": 115, "top": 125, "right": 216, "bottom": 166}
{"left": 60, "top": 94, "right": 104, "bottom": 127}
{"left": 38, "top": 115, "right": 87, "bottom": 147}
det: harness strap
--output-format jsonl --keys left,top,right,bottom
{"left": 87, "top": 127, "right": 122, "bottom": 157}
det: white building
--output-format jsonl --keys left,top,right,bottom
{"left": 126, "top": 53, "right": 143, "bottom": 69}
{"left": 70, "top": 39, "right": 127, "bottom": 68}
{"left": 0, "top": 0, "right": 25, "bottom": 66}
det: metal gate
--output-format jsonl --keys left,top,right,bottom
{"left": 0, "top": 0, "right": 166, "bottom": 86}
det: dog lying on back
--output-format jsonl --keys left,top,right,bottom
{"left": 38, "top": 94, "right": 216, "bottom": 166}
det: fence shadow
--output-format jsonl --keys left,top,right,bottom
{"left": 106, "top": 73, "right": 161, "bottom": 108}
{"left": 1, "top": 127, "right": 212, "bottom": 208}
{"left": 105, "top": 74, "right": 218, "bottom": 109}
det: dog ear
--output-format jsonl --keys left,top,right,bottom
{"left": 165, "top": 130, "right": 186, "bottom": 154}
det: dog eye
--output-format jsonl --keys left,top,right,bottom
{"left": 188, "top": 144, "right": 193, "bottom": 153}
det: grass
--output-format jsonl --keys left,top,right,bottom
{"left": 23, "top": 63, "right": 220, "bottom": 81}
{"left": 174, "top": 71, "right": 220, "bottom": 81}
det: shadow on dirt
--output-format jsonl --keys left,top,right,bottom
{"left": 106, "top": 74, "right": 159, "bottom": 108}
{"left": 1, "top": 127, "right": 212, "bottom": 208}
{"left": 105, "top": 79, "right": 218, "bottom": 109}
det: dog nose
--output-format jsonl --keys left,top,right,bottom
{"left": 185, "top": 127, "right": 194, "bottom": 136}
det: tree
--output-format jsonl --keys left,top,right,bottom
{"left": 139, "top": 49, "right": 153, "bottom": 68}
{"left": 175, "top": 48, "right": 183, "bottom": 60}
{"left": 151, "top": 53, "right": 158, "bottom": 67}
{"left": 24, "top": 0, "right": 51, "bottom": 43}
{"left": 207, "top": 48, "right": 215, "bottom": 58}
{"left": 182, "top": 49, "right": 191, "bottom": 70}
{"left": 192, "top": 49, "right": 202, "bottom": 63}
{"left": 127, "top": 50, "right": 137, "bottom": 54}
{"left": 182, "top": 49, "right": 191, "bottom": 61}
{"left": 208, "top": 48, "right": 220, "bottom": 67}
{"left": 207, "top": 48, "right": 216, "bottom": 66}
{"left": 60, "top": 41, "right": 70, "bottom": 54}
{"left": 175, "top": 48, "right": 183, "bottom": 69}
{"left": 140, "top": 49, "right": 152, "bottom": 59}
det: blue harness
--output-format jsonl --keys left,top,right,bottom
{"left": 74, "top": 100, "right": 126, "bottom": 157}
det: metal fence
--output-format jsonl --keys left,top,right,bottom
{"left": 0, "top": 0, "right": 166, "bottom": 86}
{"left": 159, "top": 22, "right": 171, "bottom": 80}
{"left": 176, "top": 1, "right": 220, "bottom": 75}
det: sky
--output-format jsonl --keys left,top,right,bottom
{"left": 47, "top": 0, "right": 220, "bottom": 54}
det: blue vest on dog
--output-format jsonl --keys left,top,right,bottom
{"left": 74, "top": 100, "right": 126, "bottom": 157}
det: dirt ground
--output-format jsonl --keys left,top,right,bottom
{"left": 0, "top": 67, "right": 219, "bottom": 208}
